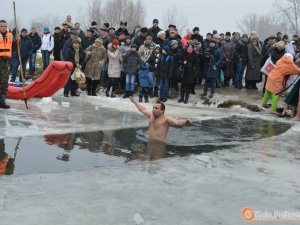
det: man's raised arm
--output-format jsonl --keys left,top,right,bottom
{"left": 129, "top": 96, "right": 151, "bottom": 119}
{"left": 167, "top": 116, "right": 192, "bottom": 127}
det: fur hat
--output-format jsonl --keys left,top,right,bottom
{"left": 157, "top": 31, "right": 166, "bottom": 38}
{"left": 95, "top": 38, "right": 103, "bottom": 43}
{"left": 21, "top": 28, "right": 27, "bottom": 33}
{"left": 72, "top": 38, "right": 81, "bottom": 44}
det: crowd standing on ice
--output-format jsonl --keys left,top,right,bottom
{"left": 0, "top": 18, "right": 300, "bottom": 121}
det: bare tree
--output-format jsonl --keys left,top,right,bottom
{"left": 83, "top": 0, "right": 145, "bottom": 33}
{"left": 274, "top": 0, "right": 300, "bottom": 34}
{"left": 237, "top": 13, "right": 288, "bottom": 40}
{"left": 85, "top": 0, "right": 104, "bottom": 28}
{"left": 163, "top": 5, "right": 188, "bottom": 35}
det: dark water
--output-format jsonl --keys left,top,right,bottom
{"left": 0, "top": 116, "right": 291, "bottom": 176}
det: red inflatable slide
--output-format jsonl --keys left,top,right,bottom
{"left": 7, "top": 61, "right": 73, "bottom": 100}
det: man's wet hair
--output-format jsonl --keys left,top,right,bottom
{"left": 0, "top": 20, "right": 7, "bottom": 24}
{"left": 156, "top": 101, "right": 165, "bottom": 112}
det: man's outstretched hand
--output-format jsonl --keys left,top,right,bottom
{"left": 185, "top": 119, "right": 192, "bottom": 126}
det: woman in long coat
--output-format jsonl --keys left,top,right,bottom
{"left": 178, "top": 44, "right": 198, "bottom": 104}
{"left": 246, "top": 36, "right": 262, "bottom": 89}
{"left": 106, "top": 39, "right": 122, "bottom": 97}
{"left": 84, "top": 38, "right": 107, "bottom": 96}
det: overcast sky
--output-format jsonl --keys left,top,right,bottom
{"left": 3, "top": 0, "right": 274, "bottom": 34}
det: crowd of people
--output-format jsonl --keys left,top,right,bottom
{"left": 0, "top": 18, "right": 300, "bottom": 120}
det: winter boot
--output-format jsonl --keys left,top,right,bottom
{"left": 184, "top": 89, "right": 190, "bottom": 104}
{"left": 139, "top": 96, "right": 143, "bottom": 102}
{"left": 145, "top": 96, "right": 149, "bottom": 103}
{"left": 178, "top": 88, "right": 185, "bottom": 103}
{"left": 86, "top": 78, "right": 92, "bottom": 95}
{"left": 91, "top": 81, "right": 98, "bottom": 96}
{"left": 123, "top": 92, "right": 129, "bottom": 98}
{"left": 111, "top": 92, "right": 116, "bottom": 98}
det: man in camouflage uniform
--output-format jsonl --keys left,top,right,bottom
{"left": 0, "top": 20, "right": 12, "bottom": 109}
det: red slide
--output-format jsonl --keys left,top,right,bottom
{"left": 7, "top": 61, "right": 73, "bottom": 100}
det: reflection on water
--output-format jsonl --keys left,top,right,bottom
{"left": 0, "top": 116, "right": 292, "bottom": 176}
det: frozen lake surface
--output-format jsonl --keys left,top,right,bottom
{"left": 0, "top": 94, "right": 300, "bottom": 225}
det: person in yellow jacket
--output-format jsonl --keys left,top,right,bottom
{"left": 0, "top": 20, "right": 13, "bottom": 109}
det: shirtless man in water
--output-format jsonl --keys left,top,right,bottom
{"left": 129, "top": 97, "right": 192, "bottom": 142}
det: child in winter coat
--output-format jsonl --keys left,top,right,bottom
{"left": 138, "top": 62, "right": 154, "bottom": 102}
{"left": 122, "top": 43, "right": 142, "bottom": 97}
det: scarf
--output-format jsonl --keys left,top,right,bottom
{"left": 74, "top": 48, "right": 79, "bottom": 64}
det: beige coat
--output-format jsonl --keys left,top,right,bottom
{"left": 107, "top": 43, "right": 122, "bottom": 78}
{"left": 84, "top": 44, "right": 107, "bottom": 80}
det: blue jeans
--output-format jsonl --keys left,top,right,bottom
{"left": 125, "top": 74, "right": 136, "bottom": 92}
{"left": 235, "top": 59, "right": 246, "bottom": 87}
{"left": 41, "top": 50, "right": 51, "bottom": 70}
{"left": 10, "top": 52, "right": 18, "bottom": 81}
{"left": 29, "top": 52, "right": 37, "bottom": 75}
{"left": 11, "top": 55, "right": 28, "bottom": 82}
{"left": 160, "top": 77, "right": 169, "bottom": 101}
{"left": 204, "top": 77, "right": 217, "bottom": 93}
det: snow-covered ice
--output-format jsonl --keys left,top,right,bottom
{"left": 0, "top": 90, "right": 299, "bottom": 225}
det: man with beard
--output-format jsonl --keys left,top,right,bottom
{"left": 129, "top": 97, "right": 192, "bottom": 142}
